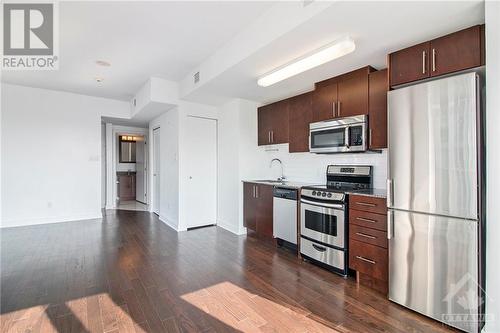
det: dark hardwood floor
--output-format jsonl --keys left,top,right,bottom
{"left": 1, "top": 210, "right": 456, "bottom": 333}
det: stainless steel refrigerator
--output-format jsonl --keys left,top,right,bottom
{"left": 387, "top": 72, "right": 485, "bottom": 333}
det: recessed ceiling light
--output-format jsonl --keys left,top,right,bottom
{"left": 257, "top": 36, "right": 356, "bottom": 87}
{"left": 95, "top": 77, "right": 104, "bottom": 83}
{"left": 96, "top": 60, "right": 111, "bottom": 67}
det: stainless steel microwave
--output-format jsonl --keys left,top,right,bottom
{"left": 309, "top": 115, "right": 367, "bottom": 153}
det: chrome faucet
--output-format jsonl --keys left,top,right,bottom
{"left": 270, "top": 158, "right": 285, "bottom": 181}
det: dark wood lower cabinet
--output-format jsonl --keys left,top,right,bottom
{"left": 243, "top": 182, "right": 257, "bottom": 231}
{"left": 255, "top": 184, "right": 273, "bottom": 237}
{"left": 349, "top": 195, "right": 388, "bottom": 295}
{"left": 243, "top": 182, "right": 273, "bottom": 239}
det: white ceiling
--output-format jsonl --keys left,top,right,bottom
{"left": 2, "top": 1, "right": 485, "bottom": 106}
{"left": 189, "top": 1, "right": 485, "bottom": 105}
{"left": 1, "top": 1, "right": 275, "bottom": 101}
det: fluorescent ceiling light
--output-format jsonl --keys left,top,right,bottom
{"left": 257, "top": 36, "right": 356, "bottom": 87}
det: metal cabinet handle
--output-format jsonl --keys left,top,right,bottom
{"left": 356, "top": 256, "right": 376, "bottom": 265}
{"left": 253, "top": 185, "right": 256, "bottom": 198}
{"left": 355, "top": 232, "right": 376, "bottom": 240}
{"left": 356, "top": 217, "right": 376, "bottom": 224}
{"left": 268, "top": 131, "right": 271, "bottom": 143}
{"left": 332, "top": 101, "right": 336, "bottom": 118}
{"left": 422, "top": 51, "right": 426, "bottom": 74}
{"left": 432, "top": 48, "right": 436, "bottom": 72}
{"left": 369, "top": 128, "right": 372, "bottom": 148}
{"left": 271, "top": 131, "right": 274, "bottom": 143}
{"left": 256, "top": 185, "right": 259, "bottom": 198}
{"left": 312, "top": 244, "right": 327, "bottom": 252}
{"left": 356, "top": 202, "right": 376, "bottom": 207}
{"left": 345, "top": 126, "right": 350, "bottom": 149}
{"left": 337, "top": 101, "right": 341, "bottom": 116}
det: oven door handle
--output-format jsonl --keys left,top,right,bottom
{"left": 312, "top": 244, "right": 327, "bottom": 252}
{"left": 300, "top": 198, "right": 344, "bottom": 209}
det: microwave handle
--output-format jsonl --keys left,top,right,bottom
{"left": 344, "top": 126, "right": 350, "bottom": 148}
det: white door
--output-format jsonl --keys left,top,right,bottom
{"left": 185, "top": 116, "right": 217, "bottom": 229}
{"left": 135, "top": 137, "right": 147, "bottom": 203}
{"left": 153, "top": 128, "right": 160, "bottom": 215}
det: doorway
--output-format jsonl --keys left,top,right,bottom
{"left": 152, "top": 127, "right": 161, "bottom": 215}
{"left": 115, "top": 133, "right": 148, "bottom": 211}
{"left": 185, "top": 116, "right": 217, "bottom": 229}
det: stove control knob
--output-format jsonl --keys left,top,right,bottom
{"left": 312, "top": 191, "right": 316, "bottom": 196}
{"left": 327, "top": 193, "right": 332, "bottom": 198}
{"left": 321, "top": 192, "right": 326, "bottom": 197}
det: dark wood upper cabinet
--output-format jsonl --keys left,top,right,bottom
{"left": 257, "top": 100, "right": 289, "bottom": 146}
{"left": 313, "top": 66, "right": 374, "bottom": 121}
{"left": 337, "top": 74, "right": 369, "bottom": 117}
{"left": 257, "top": 104, "right": 272, "bottom": 146}
{"left": 368, "top": 69, "right": 388, "bottom": 149}
{"left": 389, "top": 25, "right": 485, "bottom": 87}
{"left": 429, "top": 25, "right": 482, "bottom": 77}
{"left": 312, "top": 83, "right": 337, "bottom": 122}
{"left": 288, "top": 92, "right": 312, "bottom": 153}
{"left": 389, "top": 42, "right": 430, "bottom": 87}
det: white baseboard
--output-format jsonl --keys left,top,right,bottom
{"left": 217, "top": 219, "right": 247, "bottom": 235}
{"left": 0, "top": 212, "right": 103, "bottom": 229}
{"left": 159, "top": 215, "right": 179, "bottom": 232}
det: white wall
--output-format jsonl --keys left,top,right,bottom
{"left": 148, "top": 101, "right": 218, "bottom": 232}
{"left": 149, "top": 109, "right": 180, "bottom": 230}
{"left": 1, "top": 84, "right": 130, "bottom": 228}
{"left": 485, "top": 2, "right": 500, "bottom": 332}
{"left": 216, "top": 98, "right": 387, "bottom": 236}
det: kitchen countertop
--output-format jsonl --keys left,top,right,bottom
{"left": 347, "top": 188, "right": 387, "bottom": 198}
{"left": 243, "top": 180, "right": 387, "bottom": 197}
{"left": 242, "top": 180, "right": 320, "bottom": 190}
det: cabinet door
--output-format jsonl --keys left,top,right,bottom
{"left": 368, "top": 69, "right": 388, "bottom": 149}
{"left": 243, "top": 183, "right": 257, "bottom": 231}
{"left": 389, "top": 42, "right": 430, "bottom": 87}
{"left": 337, "top": 75, "right": 369, "bottom": 117}
{"left": 268, "top": 100, "right": 289, "bottom": 144}
{"left": 312, "top": 83, "right": 337, "bottom": 122}
{"left": 118, "top": 175, "right": 133, "bottom": 200}
{"left": 430, "top": 25, "right": 482, "bottom": 77}
{"left": 289, "top": 92, "right": 312, "bottom": 153}
{"left": 256, "top": 184, "right": 273, "bottom": 238}
{"left": 258, "top": 105, "right": 272, "bottom": 146}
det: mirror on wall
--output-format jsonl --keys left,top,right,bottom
{"left": 119, "top": 135, "right": 137, "bottom": 163}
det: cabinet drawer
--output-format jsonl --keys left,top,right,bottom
{"left": 349, "top": 195, "right": 387, "bottom": 215}
{"left": 349, "top": 224, "right": 387, "bottom": 249}
{"left": 349, "top": 209, "right": 387, "bottom": 231}
{"left": 349, "top": 239, "right": 388, "bottom": 281}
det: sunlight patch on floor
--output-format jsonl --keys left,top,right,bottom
{"left": 181, "top": 281, "right": 339, "bottom": 332}
{"left": 0, "top": 293, "right": 136, "bottom": 333}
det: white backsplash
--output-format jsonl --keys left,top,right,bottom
{"left": 260, "top": 144, "right": 388, "bottom": 189}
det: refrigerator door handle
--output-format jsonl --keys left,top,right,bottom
{"left": 387, "top": 179, "right": 393, "bottom": 207}
{"left": 387, "top": 210, "right": 393, "bottom": 239}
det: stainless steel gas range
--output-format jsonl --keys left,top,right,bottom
{"left": 300, "top": 165, "right": 372, "bottom": 276}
